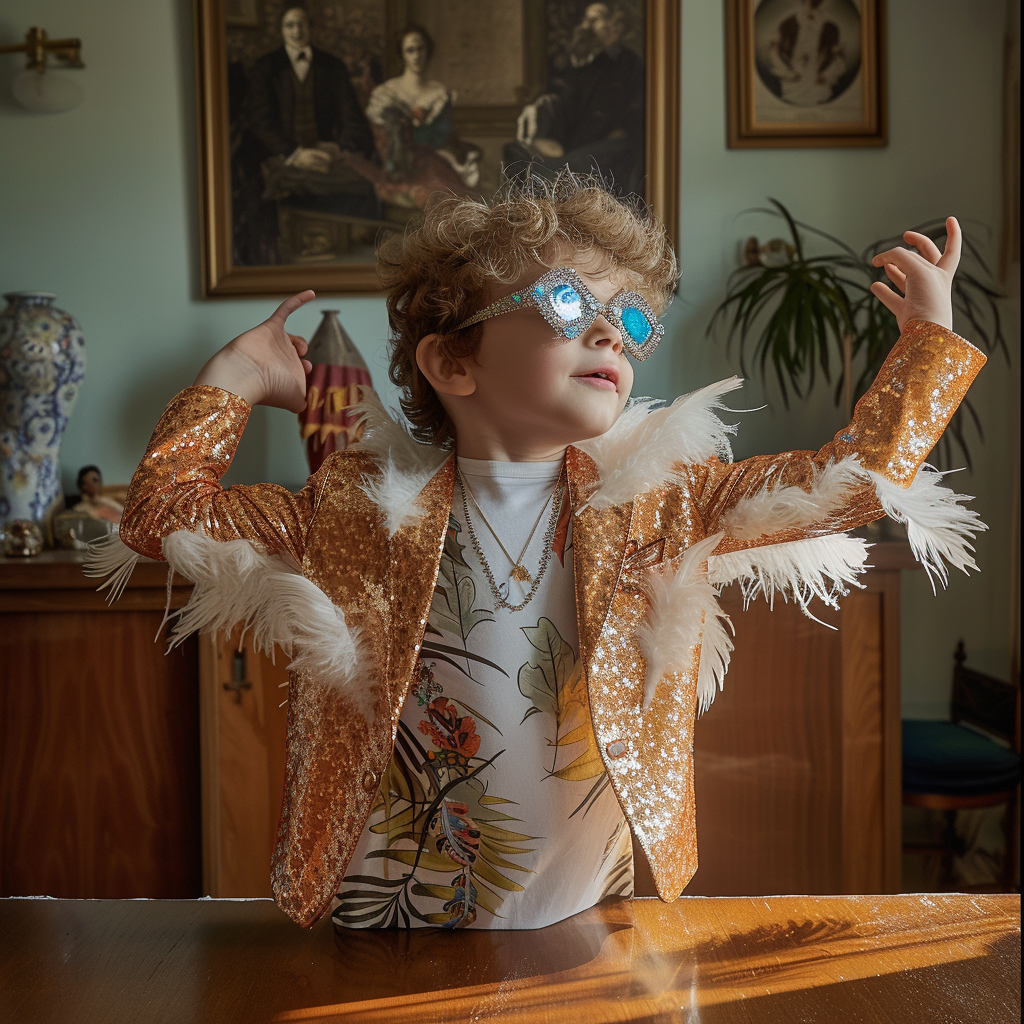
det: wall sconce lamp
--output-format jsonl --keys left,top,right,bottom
{"left": 0, "top": 26, "right": 85, "bottom": 113}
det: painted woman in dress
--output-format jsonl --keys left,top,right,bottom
{"left": 344, "top": 25, "right": 481, "bottom": 209}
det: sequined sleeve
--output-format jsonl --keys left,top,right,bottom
{"left": 119, "top": 385, "right": 319, "bottom": 563}
{"left": 693, "top": 321, "right": 986, "bottom": 550}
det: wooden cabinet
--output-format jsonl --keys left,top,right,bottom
{"left": 0, "top": 552, "right": 201, "bottom": 898}
{"left": 2, "top": 544, "right": 912, "bottom": 900}
{"left": 683, "top": 542, "right": 915, "bottom": 896}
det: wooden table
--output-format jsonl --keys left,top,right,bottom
{"left": 1, "top": 894, "right": 1018, "bottom": 1023}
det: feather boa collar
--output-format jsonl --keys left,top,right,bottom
{"left": 350, "top": 380, "right": 743, "bottom": 525}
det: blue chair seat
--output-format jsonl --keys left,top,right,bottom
{"left": 903, "top": 720, "right": 1022, "bottom": 796}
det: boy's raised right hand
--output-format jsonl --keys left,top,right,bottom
{"left": 193, "top": 290, "right": 315, "bottom": 413}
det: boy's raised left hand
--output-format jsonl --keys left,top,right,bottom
{"left": 870, "top": 216, "right": 961, "bottom": 332}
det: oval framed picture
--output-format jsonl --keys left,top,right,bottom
{"left": 726, "top": 0, "right": 887, "bottom": 148}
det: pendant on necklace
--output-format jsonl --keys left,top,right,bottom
{"left": 502, "top": 574, "right": 528, "bottom": 606}
{"left": 510, "top": 564, "right": 532, "bottom": 583}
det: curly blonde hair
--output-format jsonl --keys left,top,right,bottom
{"left": 378, "top": 172, "right": 679, "bottom": 447}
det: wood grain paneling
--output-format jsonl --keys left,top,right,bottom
{"left": 687, "top": 568, "right": 901, "bottom": 897}
{"left": 840, "top": 589, "right": 885, "bottom": 893}
{"left": 0, "top": 611, "right": 201, "bottom": 897}
{"left": 202, "top": 629, "right": 289, "bottom": 897}
{"left": 878, "top": 570, "right": 903, "bottom": 891}
{"left": 687, "top": 592, "right": 844, "bottom": 895}
{"left": 1, "top": 554, "right": 201, "bottom": 898}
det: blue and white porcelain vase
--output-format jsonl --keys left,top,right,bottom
{"left": 0, "top": 292, "right": 86, "bottom": 535}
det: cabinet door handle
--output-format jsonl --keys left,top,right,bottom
{"left": 223, "top": 649, "right": 253, "bottom": 704}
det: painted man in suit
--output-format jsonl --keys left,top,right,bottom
{"left": 504, "top": 2, "right": 644, "bottom": 194}
{"left": 246, "top": 6, "right": 377, "bottom": 216}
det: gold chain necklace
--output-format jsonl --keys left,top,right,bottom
{"left": 455, "top": 464, "right": 566, "bottom": 611}
{"left": 459, "top": 471, "right": 554, "bottom": 583}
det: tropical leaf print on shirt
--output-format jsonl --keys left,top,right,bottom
{"left": 598, "top": 819, "right": 634, "bottom": 899}
{"left": 423, "top": 514, "right": 507, "bottom": 730}
{"left": 419, "top": 696, "right": 481, "bottom": 759}
{"left": 336, "top": 686, "right": 537, "bottom": 929}
{"left": 517, "top": 616, "right": 609, "bottom": 815}
{"left": 550, "top": 661, "right": 604, "bottom": 783}
{"left": 430, "top": 515, "right": 493, "bottom": 650}
{"left": 338, "top": 481, "right": 631, "bottom": 930}
{"left": 517, "top": 617, "right": 574, "bottom": 725}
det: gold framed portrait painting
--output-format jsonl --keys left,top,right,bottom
{"left": 726, "top": 0, "right": 887, "bottom": 148}
{"left": 195, "top": 0, "right": 680, "bottom": 297}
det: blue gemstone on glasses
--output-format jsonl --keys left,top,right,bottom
{"left": 550, "top": 284, "right": 583, "bottom": 322}
{"left": 621, "top": 306, "right": 652, "bottom": 344}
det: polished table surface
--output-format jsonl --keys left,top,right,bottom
{"left": 0, "top": 894, "right": 1018, "bottom": 1024}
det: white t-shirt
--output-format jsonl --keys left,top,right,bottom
{"left": 334, "top": 457, "right": 633, "bottom": 929}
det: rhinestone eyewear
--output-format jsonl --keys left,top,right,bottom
{"left": 453, "top": 267, "right": 665, "bottom": 361}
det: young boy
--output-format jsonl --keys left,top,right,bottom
{"left": 97, "top": 176, "right": 985, "bottom": 930}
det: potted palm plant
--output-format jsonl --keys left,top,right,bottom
{"left": 708, "top": 200, "right": 1007, "bottom": 468}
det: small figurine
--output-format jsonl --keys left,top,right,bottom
{"left": 73, "top": 466, "right": 123, "bottom": 524}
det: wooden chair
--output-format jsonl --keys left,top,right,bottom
{"left": 902, "top": 642, "right": 1021, "bottom": 891}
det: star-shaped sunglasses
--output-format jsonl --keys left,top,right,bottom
{"left": 453, "top": 267, "right": 665, "bottom": 360}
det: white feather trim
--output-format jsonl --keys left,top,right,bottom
{"left": 708, "top": 533, "right": 869, "bottom": 620}
{"left": 83, "top": 534, "right": 142, "bottom": 602}
{"left": 694, "top": 598, "right": 735, "bottom": 716}
{"left": 576, "top": 379, "right": 743, "bottom": 511}
{"left": 350, "top": 389, "right": 449, "bottom": 537}
{"left": 722, "top": 456, "right": 865, "bottom": 540}
{"left": 867, "top": 465, "right": 986, "bottom": 591}
{"left": 359, "top": 458, "right": 446, "bottom": 538}
{"left": 161, "top": 530, "right": 370, "bottom": 717}
{"left": 638, "top": 533, "right": 735, "bottom": 714}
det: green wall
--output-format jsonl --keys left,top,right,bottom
{"left": 1, "top": 1, "right": 1017, "bottom": 717}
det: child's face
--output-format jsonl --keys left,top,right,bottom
{"left": 455, "top": 252, "right": 636, "bottom": 459}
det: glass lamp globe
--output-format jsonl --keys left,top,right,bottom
{"left": 12, "top": 69, "right": 83, "bottom": 113}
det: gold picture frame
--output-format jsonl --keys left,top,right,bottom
{"left": 195, "top": 0, "right": 680, "bottom": 297}
{"left": 726, "top": 0, "right": 887, "bottom": 149}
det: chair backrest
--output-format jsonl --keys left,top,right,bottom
{"left": 951, "top": 641, "right": 1021, "bottom": 750}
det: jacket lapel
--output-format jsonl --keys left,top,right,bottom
{"left": 569, "top": 456, "right": 704, "bottom": 899}
{"left": 566, "top": 446, "right": 633, "bottom": 671}
{"left": 299, "top": 449, "right": 454, "bottom": 725}
{"left": 383, "top": 455, "right": 455, "bottom": 717}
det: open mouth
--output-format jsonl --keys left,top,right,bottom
{"left": 572, "top": 368, "right": 619, "bottom": 391}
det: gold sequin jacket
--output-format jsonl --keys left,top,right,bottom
{"left": 111, "top": 320, "right": 985, "bottom": 927}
